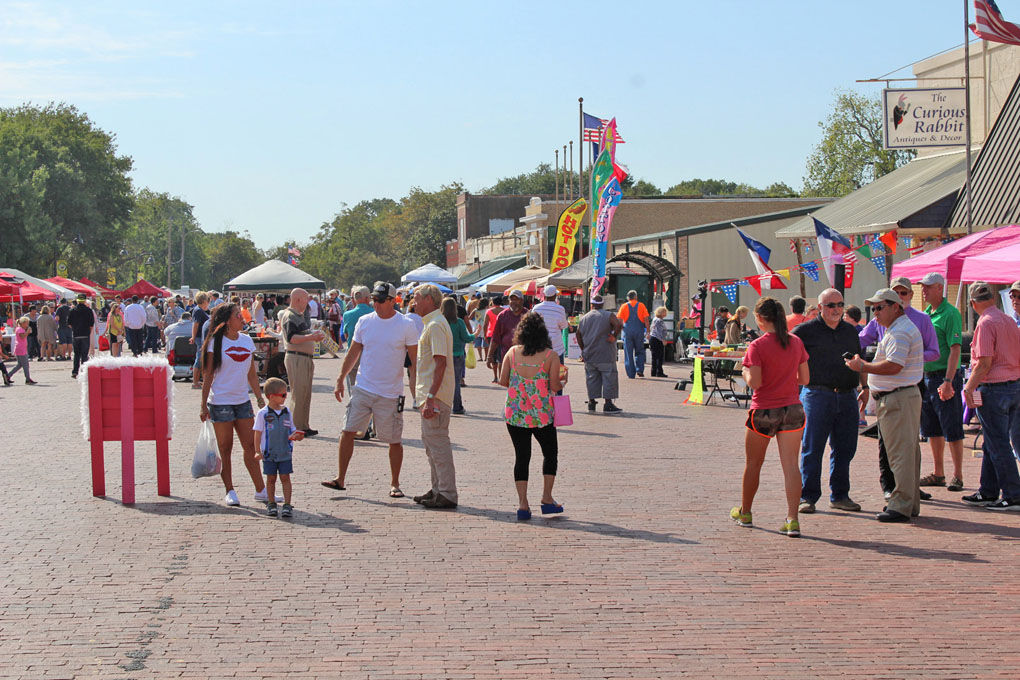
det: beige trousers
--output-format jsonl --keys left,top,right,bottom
{"left": 877, "top": 386, "right": 922, "bottom": 517}
{"left": 421, "top": 400, "right": 457, "bottom": 503}
{"left": 284, "top": 352, "right": 314, "bottom": 431}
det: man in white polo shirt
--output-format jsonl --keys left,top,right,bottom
{"left": 324, "top": 282, "right": 419, "bottom": 498}
{"left": 532, "top": 285, "right": 569, "bottom": 360}
{"left": 845, "top": 288, "right": 924, "bottom": 523}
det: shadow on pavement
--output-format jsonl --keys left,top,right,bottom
{"left": 798, "top": 533, "right": 989, "bottom": 563}
{"left": 351, "top": 497, "right": 698, "bottom": 546}
{"left": 99, "top": 496, "right": 367, "bottom": 532}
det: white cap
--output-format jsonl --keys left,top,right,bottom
{"left": 543, "top": 284, "right": 558, "bottom": 298}
{"left": 920, "top": 272, "right": 945, "bottom": 286}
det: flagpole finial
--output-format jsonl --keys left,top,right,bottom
{"left": 579, "top": 97, "right": 583, "bottom": 103}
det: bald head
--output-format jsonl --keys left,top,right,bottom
{"left": 289, "top": 288, "right": 309, "bottom": 312}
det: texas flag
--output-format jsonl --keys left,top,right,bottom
{"left": 812, "top": 217, "right": 854, "bottom": 287}
{"left": 734, "top": 226, "right": 786, "bottom": 290}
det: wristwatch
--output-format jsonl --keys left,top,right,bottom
{"left": 426, "top": 392, "right": 435, "bottom": 399}
{"left": 943, "top": 378, "right": 952, "bottom": 383}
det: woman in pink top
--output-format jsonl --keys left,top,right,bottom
{"left": 731, "top": 297, "right": 809, "bottom": 537}
{"left": 8, "top": 316, "right": 37, "bottom": 385}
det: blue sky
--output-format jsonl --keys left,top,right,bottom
{"left": 0, "top": 1, "right": 975, "bottom": 248}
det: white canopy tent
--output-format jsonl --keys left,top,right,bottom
{"left": 400, "top": 263, "right": 458, "bottom": 284}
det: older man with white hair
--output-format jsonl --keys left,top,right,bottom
{"left": 846, "top": 288, "right": 924, "bottom": 523}
{"left": 279, "top": 288, "right": 326, "bottom": 436}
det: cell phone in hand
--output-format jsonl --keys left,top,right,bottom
{"left": 842, "top": 352, "right": 855, "bottom": 360}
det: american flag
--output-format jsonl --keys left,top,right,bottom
{"left": 971, "top": 0, "right": 1020, "bottom": 45}
{"left": 789, "top": 239, "right": 798, "bottom": 252}
{"left": 288, "top": 246, "right": 302, "bottom": 257}
{"left": 842, "top": 251, "right": 858, "bottom": 264}
{"left": 908, "top": 244, "right": 926, "bottom": 257}
{"left": 582, "top": 113, "right": 625, "bottom": 143}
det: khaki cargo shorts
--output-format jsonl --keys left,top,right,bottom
{"left": 343, "top": 386, "right": 403, "bottom": 444}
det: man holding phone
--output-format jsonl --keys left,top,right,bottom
{"left": 793, "top": 288, "right": 867, "bottom": 514}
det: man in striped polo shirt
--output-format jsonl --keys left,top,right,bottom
{"left": 845, "top": 288, "right": 924, "bottom": 523}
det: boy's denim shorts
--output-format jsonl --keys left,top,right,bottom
{"left": 263, "top": 458, "right": 293, "bottom": 476}
{"left": 207, "top": 401, "right": 255, "bottom": 423}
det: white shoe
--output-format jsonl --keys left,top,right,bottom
{"left": 224, "top": 489, "right": 240, "bottom": 506}
{"left": 253, "top": 488, "right": 284, "bottom": 503}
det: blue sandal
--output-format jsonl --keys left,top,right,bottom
{"left": 540, "top": 503, "right": 563, "bottom": 515}
{"left": 516, "top": 509, "right": 532, "bottom": 521}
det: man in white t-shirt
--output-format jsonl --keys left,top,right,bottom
{"left": 323, "top": 281, "right": 419, "bottom": 498}
{"left": 532, "top": 285, "right": 569, "bottom": 359}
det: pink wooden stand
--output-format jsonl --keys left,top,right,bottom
{"left": 87, "top": 365, "right": 171, "bottom": 503}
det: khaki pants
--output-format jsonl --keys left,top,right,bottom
{"left": 421, "top": 400, "right": 457, "bottom": 503}
{"left": 876, "top": 386, "right": 922, "bottom": 517}
{"left": 285, "top": 352, "right": 314, "bottom": 431}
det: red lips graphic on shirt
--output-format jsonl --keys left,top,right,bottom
{"left": 224, "top": 346, "right": 252, "bottom": 362}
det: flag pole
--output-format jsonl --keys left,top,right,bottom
{"left": 569, "top": 141, "right": 574, "bottom": 198}
{"left": 964, "top": 0, "right": 974, "bottom": 234}
{"left": 578, "top": 98, "right": 584, "bottom": 202}
{"left": 554, "top": 149, "right": 560, "bottom": 206}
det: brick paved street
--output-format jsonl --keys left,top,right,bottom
{"left": 1, "top": 355, "right": 1018, "bottom": 679}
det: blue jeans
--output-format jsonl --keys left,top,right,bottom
{"left": 453, "top": 354, "right": 466, "bottom": 412}
{"left": 975, "top": 381, "right": 1020, "bottom": 501}
{"left": 622, "top": 332, "right": 645, "bottom": 379}
{"left": 144, "top": 325, "right": 160, "bottom": 353}
{"left": 799, "top": 387, "right": 859, "bottom": 503}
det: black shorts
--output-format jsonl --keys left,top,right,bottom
{"left": 745, "top": 404, "right": 806, "bottom": 438}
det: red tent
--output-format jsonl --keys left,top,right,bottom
{"left": 80, "top": 277, "right": 120, "bottom": 297}
{"left": 0, "top": 273, "right": 55, "bottom": 302}
{"left": 46, "top": 276, "right": 98, "bottom": 296}
{"left": 120, "top": 279, "right": 171, "bottom": 298}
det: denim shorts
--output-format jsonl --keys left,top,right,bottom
{"left": 746, "top": 404, "right": 806, "bottom": 438}
{"left": 207, "top": 401, "right": 254, "bottom": 423}
{"left": 58, "top": 327, "right": 73, "bottom": 344}
{"left": 919, "top": 373, "right": 964, "bottom": 441}
{"left": 263, "top": 458, "right": 293, "bottom": 476}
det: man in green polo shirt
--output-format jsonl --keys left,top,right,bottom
{"left": 919, "top": 272, "right": 965, "bottom": 492}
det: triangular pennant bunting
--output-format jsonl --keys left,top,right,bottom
{"left": 870, "top": 256, "right": 887, "bottom": 275}
{"left": 720, "top": 283, "right": 738, "bottom": 304}
{"left": 802, "top": 262, "right": 820, "bottom": 282}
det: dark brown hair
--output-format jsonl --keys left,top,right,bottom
{"left": 512, "top": 311, "right": 552, "bottom": 356}
{"left": 201, "top": 303, "right": 239, "bottom": 374}
{"left": 753, "top": 297, "right": 790, "bottom": 348}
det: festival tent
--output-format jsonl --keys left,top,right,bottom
{"left": 401, "top": 263, "right": 458, "bottom": 284}
{"left": 0, "top": 268, "right": 77, "bottom": 300}
{"left": 959, "top": 241, "right": 1020, "bottom": 283}
{"left": 0, "top": 274, "right": 55, "bottom": 303}
{"left": 464, "top": 269, "right": 514, "bottom": 293}
{"left": 222, "top": 259, "right": 325, "bottom": 292}
{"left": 121, "top": 278, "right": 173, "bottom": 298}
{"left": 890, "top": 224, "right": 1020, "bottom": 282}
{"left": 80, "top": 277, "right": 120, "bottom": 297}
{"left": 46, "top": 276, "right": 99, "bottom": 296}
{"left": 545, "top": 256, "right": 641, "bottom": 289}
{"left": 483, "top": 265, "right": 549, "bottom": 293}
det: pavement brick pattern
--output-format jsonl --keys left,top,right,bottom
{"left": 1, "top": 356, "right": 1018, "bottom": 679}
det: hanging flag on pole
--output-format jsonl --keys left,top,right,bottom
{"left": 590, "top": 177, "right": 623, "bottom": 301}
{"left": 549, "top": 198, "right": 587, "bottom": 273}
{"left": 812, "top": 217, "right": 853, "bottom": 287}
{"left": 600, "top": 118, "right": 620, "bottom": 163}
{"left": 970, "top": 0, "right": 1020, "bottom": 45}
{"left": 733, "top": 226, "right": 787, "bottom": 290}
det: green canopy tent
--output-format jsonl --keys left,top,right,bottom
{"left": 222, "top": 259, "right": 326, "bottom": 292}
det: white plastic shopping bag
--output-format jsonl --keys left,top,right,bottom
{"left": 191, "top": 420, "right": 222, "bottom": 478}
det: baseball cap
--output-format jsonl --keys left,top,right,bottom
{"left": 508, "top": 290, "right": 523, "bottom": 299}
{"left": 890, "top": 276, "right": 913, "bottom": 291}
{"left": 1010, "top": 280, "right": 1020, "bottom": 294}
{"left": 543, "top": 284, "right": 558, "bottom": 298}
{"left": 371, "top": 282, "right": 397, "bottom": 300}
{"left": 968, "top": 281, "right": 994, "bottom": 302}
{"left": 76, "top": 293, "right": 87, "bottom": 301}
{"left": 591, "top": 295, "right": 604, "bottom": 305}
{"left": 919, "top": 272, "right": 945, "bottom": 286}
{"left": 865, "top": 288, "right": 902, "bottom": 307}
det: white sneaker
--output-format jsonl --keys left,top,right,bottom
{"left": 224, "top": 489, "right": 240, "bottom": 506}
{"left": 253, "top": 489, "right": 284, "bottom": 503}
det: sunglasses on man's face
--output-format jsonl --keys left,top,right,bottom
{"left": 871, "top": 304, "right": 888, "bottom": 312}
{"left": 823, "top": 302, "right": 845, "bottom": 309}
{"left": 1010, "top": 292, "right": 1020, "bottom": 299}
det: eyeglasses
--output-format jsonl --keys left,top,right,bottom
{"left": 871, "top": 304, "right": 888, "bottom": 312}
{"left": 1010, "top": 292, "right": 1020, "bottom": 299}
{"left": 823, "top": 302, "right": 845, "bottom": 309}
{"left": 896, "top": 290, "right": 911, "bottom": 297}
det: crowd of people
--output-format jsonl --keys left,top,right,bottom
{"left": 732, "top": 274, "right": 1020, "bottom": 538}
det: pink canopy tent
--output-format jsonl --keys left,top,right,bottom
{"left": 959, "top": 241, "right": 1020, "bottom": 283}
{"left": 891, "top": 224, "right": 1020, "bottom": 283}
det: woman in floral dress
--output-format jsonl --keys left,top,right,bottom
{"left": 498, "top": 312, "right": 565, "bottom": 520}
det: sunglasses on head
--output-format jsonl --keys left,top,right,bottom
{"left": 823, "top": 302, "right": 845, "bottom": 309}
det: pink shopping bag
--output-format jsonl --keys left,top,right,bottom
{"left": 552, "top": 394, "right": 573, "bottom": 427}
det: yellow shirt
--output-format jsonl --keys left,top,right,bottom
{"left": 415, "top": 309, "right": 455, "bottom": 407}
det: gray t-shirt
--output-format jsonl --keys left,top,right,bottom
{"left": 577, "top": 310, "right": 616, "bottom": 364}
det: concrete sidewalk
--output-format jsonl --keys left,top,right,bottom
{"left": 1, "top": 356, "right": 1017, "bottom": 679}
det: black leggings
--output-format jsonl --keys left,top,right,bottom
{"left": 507, "top": 423, "right": 558, "bottom": 481}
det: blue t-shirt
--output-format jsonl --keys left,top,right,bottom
{"left": 342, "top": 303, "right": 373, "bottom": 344}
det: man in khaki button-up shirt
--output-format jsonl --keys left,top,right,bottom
{"left": 412, "top": 284, "right": 457, "bottom": 508}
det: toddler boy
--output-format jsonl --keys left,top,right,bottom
{"left": 253, "top": 377, "right": 304, "bottom": 517}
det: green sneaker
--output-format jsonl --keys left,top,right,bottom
{"left": 780, "top": 518, "right": 800, "bottom": 537}
{"left": 730, "top": 506, "right": 752, "bottom": 527}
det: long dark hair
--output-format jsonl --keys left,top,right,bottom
{"left": 753, "top": 297, "right": 789, "bottom": 348}
{"left": 512, "top": 311, "right": 552, "bottom": 356}
{"left": 200, "top": 303, "right": 239, "bottom": 374}
{"left": 440, "top": 297, "right": 458, "bottom": 325}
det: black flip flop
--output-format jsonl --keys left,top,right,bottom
{"left": 320, "top": 479, "right": 346, "bottom": 491}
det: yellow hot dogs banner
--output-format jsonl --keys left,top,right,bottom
{"left": 548, "top": 197, "right": 587, "bottom": 274}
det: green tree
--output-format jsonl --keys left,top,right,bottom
{"left": 391, "top": 183, "right": 462, "bottom": 273}
{"left": 623, "top": 178, "right": 662, "bottom": 197}
{"left": 483, "top": 163, "right": 558, "bottom": 195}
{"left": 0, "top": 103, "right": 134, "bottom": 276}
{"left": 120, "top": 189, "right": 200, "bottom": 289}
{"left": 299, "top": 199, "right": 401, "bottom": 290}
{"left": 803, "top": 90, "right": 915, "bottom": 197}
{"left": 763, "top": 182, "right": 799, "bottom": 198}
{"left": 197, "top": 230, "right": 264, "bottom": 290}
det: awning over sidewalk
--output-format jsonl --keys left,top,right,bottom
{"left": 455, "top": 254, "right": 526, "bottom": 288}
{"left": 775, "top": 151, "right": 967, "bottom": 239}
